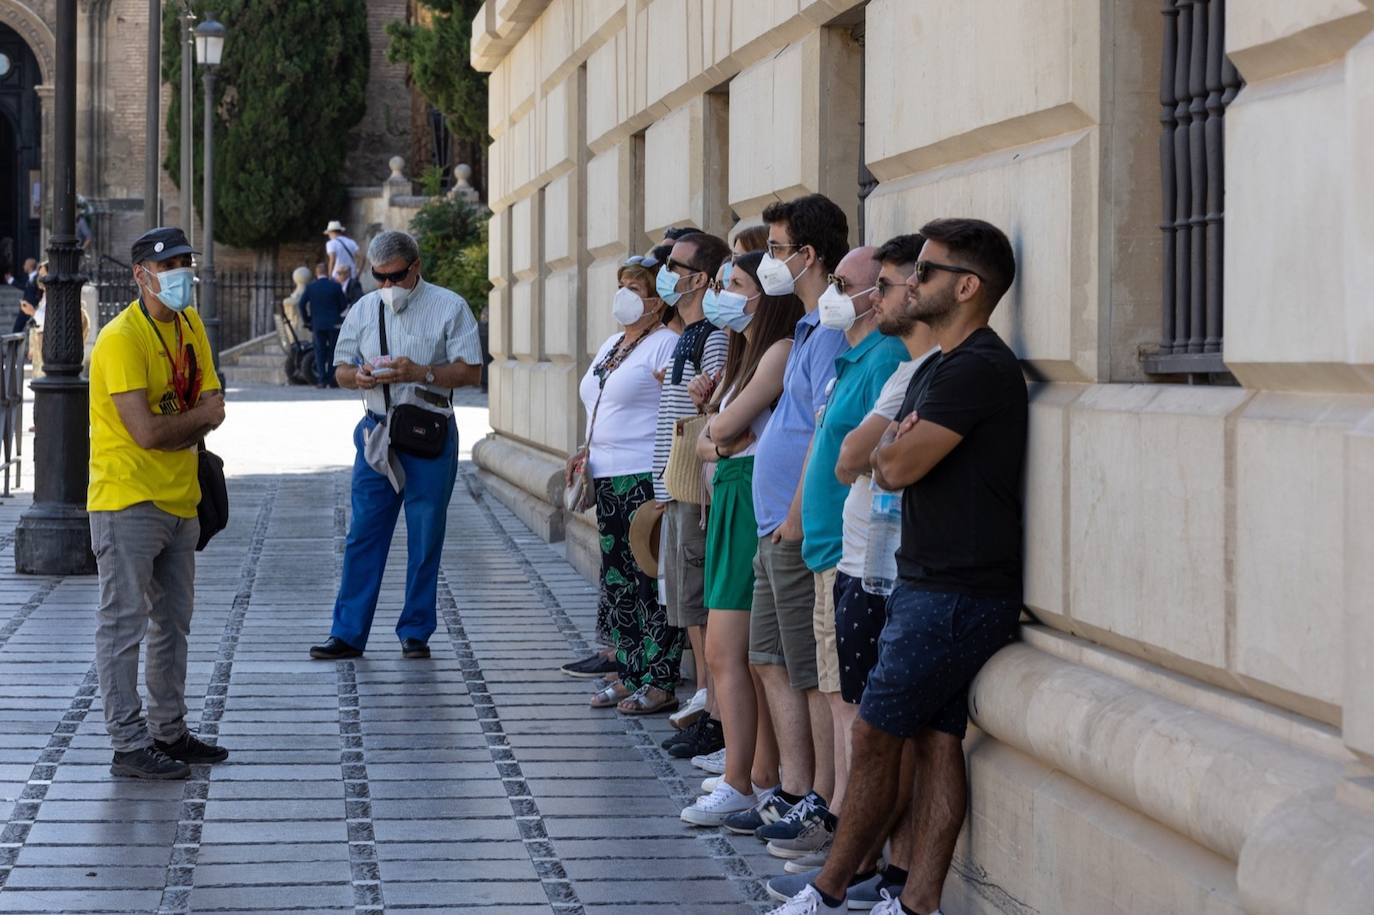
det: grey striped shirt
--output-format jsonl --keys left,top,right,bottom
{"left": 333, "top": 278, "right": 483, "bottom": 416}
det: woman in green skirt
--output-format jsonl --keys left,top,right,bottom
{"left": 679, "top": 252, "right": 805, "bottom": 826}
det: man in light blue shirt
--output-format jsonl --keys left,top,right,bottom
{"left": 746, "top": 194, "right": 851, "bottom": 855}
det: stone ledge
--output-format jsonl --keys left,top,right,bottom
{"left": 472, "top": 467, "right": 563, "bottom": 544}
{"left": 471, "top": 433, "right": 565, "bottom": 507}
{"left": 970, "top": 641, "right": 1358, "bottom": 869}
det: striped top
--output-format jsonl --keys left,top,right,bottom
{"left": 333, "top": 279, "right": 483, "bottom": 416}
{"left": 652, "top": 324, "right": 729, "bottom": 502}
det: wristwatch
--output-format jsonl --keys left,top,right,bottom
{"left": 423, "top": 367, "right": 435, "bottom": 385}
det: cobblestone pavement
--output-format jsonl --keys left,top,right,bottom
{"left": 0, "top": 386, "right": 778, "bottom": 914}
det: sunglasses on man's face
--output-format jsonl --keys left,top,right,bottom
{"left": 372, "top": 261, "right": 415, "bottom": 285}
{"left": 910, "top": 260, "right": 984, "bottom": 286}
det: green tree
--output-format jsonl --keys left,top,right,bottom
{"left": 409, "top": 194, "right": 491, "bottom": 318}
{"left": 162, "top": 1, "right": 369, "bottom": 250}
{"left": 385, "top": 0, "right": 488, "bottom": 183}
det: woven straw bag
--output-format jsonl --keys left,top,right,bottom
{"left": 664, "top": 413, "right": 707, "bottom": 504}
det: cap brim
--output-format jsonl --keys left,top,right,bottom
{"left": 145, "top": 244, "right": 197, "bottom": 262}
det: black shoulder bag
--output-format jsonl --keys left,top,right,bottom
{"left": 378, "top": 300, "right": 448, "bottom": 459}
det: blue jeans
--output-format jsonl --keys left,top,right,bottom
{"left": 330, "top": 415, "right": 458, "bottom": 650}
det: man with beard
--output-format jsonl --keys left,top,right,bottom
{"left": 767, "top": 218, "right": 1026, "bottom": 915}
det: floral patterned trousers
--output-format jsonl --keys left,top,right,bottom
{"left": 595, "top": 473, "right": 683, "bottom": 693}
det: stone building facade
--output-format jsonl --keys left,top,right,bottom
{"left": 470, "top": 1, "right": 1374, "bottom": 913}
{"left": 0, "top": 0, "right": 421, "bottom": 274}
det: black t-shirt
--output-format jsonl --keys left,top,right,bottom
{"left": 894, "top": 326, "right": 1028, "bottom": 598}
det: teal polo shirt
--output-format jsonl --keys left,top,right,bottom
{"left": 801, "top": 330, "right": 910, "bottom": 572}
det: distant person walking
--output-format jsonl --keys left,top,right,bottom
{"left": 299, "top": 262, "right": 348, "bottom": 388}
{"left": 309, "top": 230, "right": 483, "bottom": 662}
{"left": 324, "top": 220, "right": 360, "bottom": 282}
{"left": 335, "top": 264, "right": 363, "bottom": 309}
{"left": 87, "top": 227, "right": 229, "bottom": 780}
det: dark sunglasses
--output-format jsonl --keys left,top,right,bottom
{"left": 371, "top": 261, "right": 416, "bottom": 284}
{"left": 911, "top": 260, "right": 983, "bottom": 286}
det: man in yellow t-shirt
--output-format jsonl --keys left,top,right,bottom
{"left": 87, "top": 226, "right": 229, "bottom": 780}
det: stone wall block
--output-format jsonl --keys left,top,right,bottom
{"left": 644, "top": 100, "right": 705, "bottom": 235}
{"left": 1233, "top": 393, "right": 1374, "bottom": 717}
{"left": 1066, "top": 385, "right": 1247, "bottom": 671}
{"left": 863, "top": 0, "right": 1098, "bottom": 182}
{"left": 542, "top": 267, "right": 579, "bottom": 359}
{"left": 1227, "top": 0, "right": 1374, "bottom": 83}
{"left": 1344, "top": 33, "right": 1374, "bottom": 383}
{"left": 1343, "top": 411, "right": 1374, "bottom": 764}
{"left": 1023, "top": 384, "right": 1083, "bottom": 622}
{"left": 864, "top": 134, "right": 1097, "bottom": 382}
{"left": 727, "top": 39, "right": 808, "bottom": 216}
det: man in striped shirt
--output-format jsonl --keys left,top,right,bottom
{"left": 309, "top": 230, "right": 484, "bottom": 662}
{"left": 653, "top": 232, "right": 732, "bottom": 753}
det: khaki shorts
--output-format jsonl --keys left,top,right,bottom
{"left": 813, "top": 568, "right": 840, "bottom": 694}
{"left": 748, "top": 536, "right": 818, "bottom": 691}
{"left": 663, "top": 501, "right": 708, "bottom": 629}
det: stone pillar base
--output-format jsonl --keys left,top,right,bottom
{"left": 15, "top": 502, "right": 94, "bottom": 575}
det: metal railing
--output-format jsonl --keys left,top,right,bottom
{"left": 0, "top": 332, "right": 27, "bottom": 496}
{"left": 1145, "top": 0, "right": 1242, "bottom": 377}
{"left": 91, "top": 256, "right": 294, "bottom": 351}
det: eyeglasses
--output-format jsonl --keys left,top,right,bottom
{"left": 371, "top": 261, "right": 416, "bottom": 284}
{"left": 624, "top": 254, "right": 659, "bottom": 268}
{"left": 666, "top": 258, "right": 701, "bottom": 277}
{"left": 875, "top": 278, "right": 907, "bottom": 298}
{"left": 911, "top": 260, "right": 984, "bottom": 286}
{"left": 766, "top": 240, "right": 803, "bottom": 258}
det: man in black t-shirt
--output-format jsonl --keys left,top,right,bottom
{"left": 773, "top": 219, "right": 1025, "bottom": 915}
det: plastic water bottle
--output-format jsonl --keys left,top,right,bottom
{"left": 862, "top": 480, "right": 902, "bottom": 596}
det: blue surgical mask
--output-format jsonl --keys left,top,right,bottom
{"left": 152, "top": 267, "right": 197, "bottom": 313}
{"left": 705, "top": 289, "right": 757, "bottom": 333}
{"left": 655, "top": 264, "right": 683, "bottom": 306}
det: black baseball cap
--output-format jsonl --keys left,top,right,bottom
{"left": 131, "top": 227, "right": 197, "bottom": 265}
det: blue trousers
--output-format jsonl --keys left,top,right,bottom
{"left": 330, "top": 415, "right": 458, "bottom": 650}
{"left": 313, "top": 327, "right": 339, "bottom": 386}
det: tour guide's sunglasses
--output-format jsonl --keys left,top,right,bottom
{"left": 372, "top": 260, "right": 416, "bottom": 284}
{"left": 911, "top": 260, "right": 984, "bottom": 286}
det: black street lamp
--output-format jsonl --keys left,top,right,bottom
{"left": 14, "top": 0, "right": 95, "bottom": 574}
{"left": 194, "top": 13, "right": 226, "bottom": 369}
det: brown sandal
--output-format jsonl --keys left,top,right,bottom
{"left": 590, "top": 681, "right": 632, "bottom": 709}
{"left": 617, "top": 685, "right": 681, "bottom": 716}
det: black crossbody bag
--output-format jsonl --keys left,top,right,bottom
{"left": 378, "top": 301, "right": 448, "bottom": 459}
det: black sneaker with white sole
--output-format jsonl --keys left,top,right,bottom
{"left": 722, "top": 791, "right": 792, "bottom": 835}
{"left": 110, "top": 746, "right": 191, "bottom": 780}
{"left": 668, "top": 716, "right": 723, "bottom": 759}
{"left": 662, "top": 715, "right": 704, "bottom": 750}
{"left": 560, "top": 653, "right": 616, "bottom": 678}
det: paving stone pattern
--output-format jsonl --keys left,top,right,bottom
{"left": 0, "top": 463, "right": 784, "bottom": 913}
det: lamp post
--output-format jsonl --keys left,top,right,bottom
{"left": 180, "top": 3, "right": 195, "bottom": 247}
{"left": 14, "top": 0, "right": 95, "bottom": 574}
{"left": 144, "top": 0, "right": 160, "bottom": 227}
{"left": 194, "top": 13, "right": 225, "bottom": 368}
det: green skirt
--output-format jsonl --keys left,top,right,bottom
{"left": 704, "top": 455, "right": 757, "bottom": 611}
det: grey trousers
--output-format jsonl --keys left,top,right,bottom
{"left": 90, "top": 503, "right": 199, "bottom": 752}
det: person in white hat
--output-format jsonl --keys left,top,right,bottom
{"left": 324, "top": 220, "right": 359, "bottom": 283}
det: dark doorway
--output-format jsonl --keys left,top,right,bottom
{"left": 0, "top": 25, "right": 41, "bottom": 277}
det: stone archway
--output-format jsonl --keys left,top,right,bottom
{"left": 0, "top": 1, "right": 53, "bottom": 85}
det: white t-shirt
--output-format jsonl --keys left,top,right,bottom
{"left": 579, "top": 327, "right": 680, "bottom": 478}
{"left": 838, "top": 347, "right": 940, "bottom": 577}
{"left": 327, "top": 236, "right": 359, "bottom": 275}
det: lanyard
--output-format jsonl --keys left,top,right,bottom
{"left": 138, "top": 302, "right": 196, "bottom": 413}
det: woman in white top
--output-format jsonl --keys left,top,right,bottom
{"left": 568, "top": 257, "right": 683, "bottom": 714}
{"left": 679, "top": 251, "right": 805, "bottom": 826}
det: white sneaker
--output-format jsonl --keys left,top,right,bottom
{"left": 669, "top": 687, "right": 708, "bottom": 729}
{"left": 701, "top": 776, "right": 720, "bottom": 794}
{"left": 764, "top": 884, "right": 845, "bottom": 915}
{"left": 691, "top": 747, "right": 726, "bottom": 774}
{"left": 868, "top": 889, "right": 910, "bottom": 914}
{"left": 680, "top": 781, "right": 756, "bottom": 827}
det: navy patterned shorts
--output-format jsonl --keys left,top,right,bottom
{"left": 858, "top": 586, "right": 1021, "bottom": 739}
{"left": 833, "top": 571, "right": 889, "bottom": 705}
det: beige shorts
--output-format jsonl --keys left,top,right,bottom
{"left": 813, "top": 568, "right": 840, "bottom": 694}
